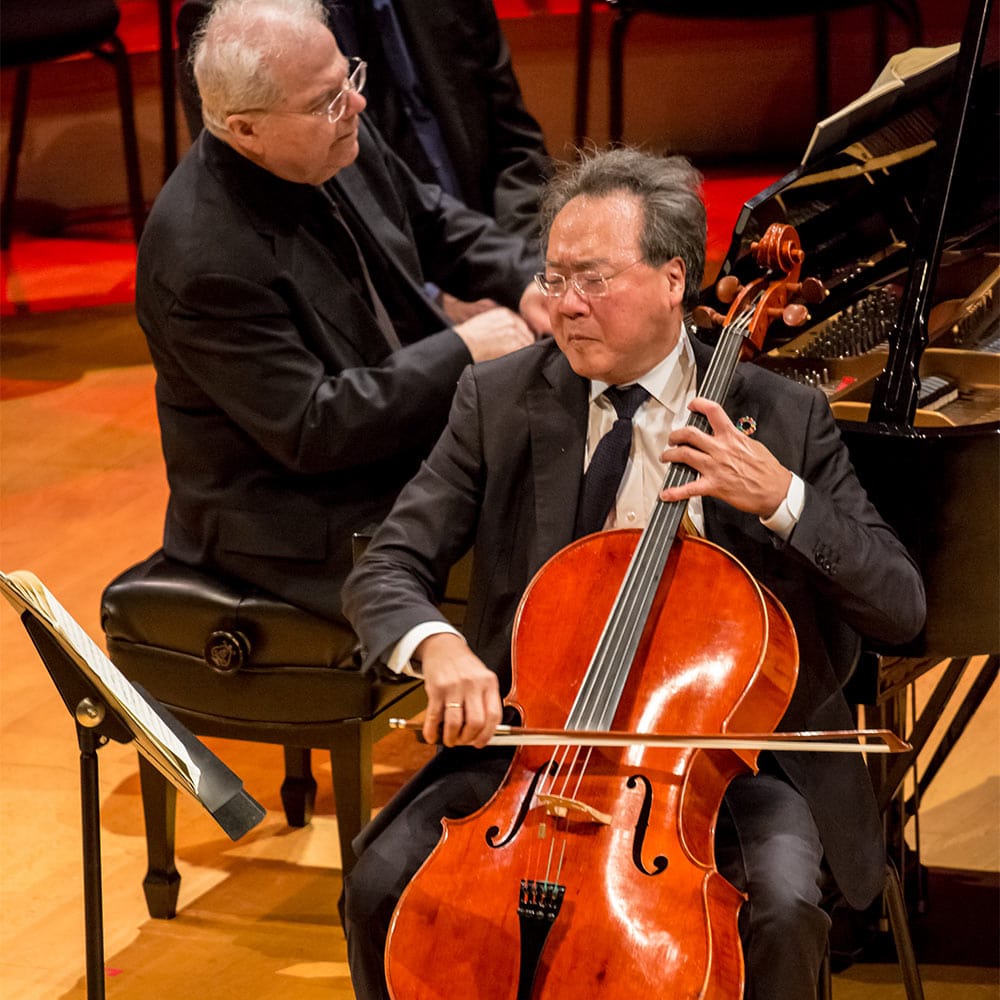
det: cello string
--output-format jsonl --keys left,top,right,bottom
{"left": 531, "top": 304, "right": 758, "bottom": 876}
{"left": 566, "top": 308, "right": 755, "bottom": 734}
{"left": 547, "top": 745, "right": 577, "bottom": 797}
{"left": 565, "top": 746, "right": 595, "bottom": 802}
{"left": 544, "top": 835, "right": 557, "bottom": 884}
{"left": 538, "top": 743, "right": 593, "bottom": 802}
{"left": 565, "top": 312, "right": 750, "bottom": 737}
{"left": 593, "top": 314, "right": 748, "bottom": 689}
{"left": 538, "top": 745, "right": 572, "bottom": 798}
{"left": 531, "top": 747, "right": 568, "bottom": 878}
{"left": 535, "top": 748, "right": 587, "bottom": 884}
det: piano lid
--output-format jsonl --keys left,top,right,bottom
{"left": 708, "top": 52, "right": 999, "bottom": 354}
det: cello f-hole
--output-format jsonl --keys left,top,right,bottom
{"left": 486, "top": 760, "right": 558, "bottom": 849}
{"left": 627, "top": 773, "right": 670, "bottom": 877}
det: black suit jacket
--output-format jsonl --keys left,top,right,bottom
{"left": 136, "top": 123, "right": 537, "bottom": 621}
{"left": 176, "top": 0, "right": 551, "bottom": 241}
{"left": 343, "top": 335, "right": 927, "bottom": 907}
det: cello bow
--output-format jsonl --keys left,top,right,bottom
{"left": 388, "top": 718, "right": 910, "bottom": 754}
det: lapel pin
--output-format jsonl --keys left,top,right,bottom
{"left": 736, "top": 415, "right": 757, "bottom": 437}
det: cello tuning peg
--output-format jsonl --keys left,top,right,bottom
{"left": 796, "top": 277, "right": 826, "bottom": 304}
{"left": 782, "top": 303, "right": 810, "bottom": 327}
{"left": 715, "top": 275, "right": 741, "bottom": 304}
{"left": 691, "top": 305, "right": 727, "bottom": 329}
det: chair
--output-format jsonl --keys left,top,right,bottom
{"left": 819, "top": 861, "right": 925, "bottom": 999}
{"left": 100, "top": 549, "right": 427, "bottom": 918}
{"left": 0, "top": 0, "right": 145, "bottom": 249}
{"left": 574, "top": 0, "right": 924, "bottom": 145}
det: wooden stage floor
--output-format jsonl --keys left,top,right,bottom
{"left": 1, "top": 303, "right": 997, "bottom": 997}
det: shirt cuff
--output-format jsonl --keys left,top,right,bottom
{"left": 759, "top": 472, "right": 805, "bottom": 541}
{"left": 386, "top": 621, "right": 462, "bottom": 677}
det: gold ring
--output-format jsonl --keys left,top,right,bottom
{"left": 445, "top": 702, "right": 463, "bottom": 710}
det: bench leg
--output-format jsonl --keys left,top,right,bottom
{"left": 280, "top": 746, "right": 316, "bottom": 827}
{"left": 138, "top": 753, "right": 180, "bottom": 919}
{"left": 327, "top": 720, "right": 373, "bottom": 877}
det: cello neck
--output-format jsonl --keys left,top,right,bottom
{"left": 655, "top": 304, "right": 756, "bottom": 499}
{"left": 565, "top": 307, "right": 758, "bottom": 733}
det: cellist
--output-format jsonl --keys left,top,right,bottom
{"left": 341, "top": 148, "right": 926, "bottom": 999}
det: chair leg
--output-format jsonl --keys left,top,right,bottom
{"left": 608, "top": 9, "right": 634, "bottom": 145}
{"left": 157, "top": 0, "right": 179, "bottom": 179}
{"left": 1, "top": 66, "right": 31, "bottom": 250}
{"left": 574, "top": 0, "right": 594, "bottom": 146}
{"left": 138, "top": 753, "right": 181, "bottom": 919}
{"left": 281, "top": 746, "right": 317, "bottom": 827}
{"left": 96, "top": 35, "right": 146, "bottom": 244}
{"left": 327, "top": 720, "right": 373, "bottom": 877}
{"left": 883, "top": 860, "right": 926, "bottom": 1000}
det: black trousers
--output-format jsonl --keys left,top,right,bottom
{"left": 341, "top": 749, "right": 829, "bottom": 999}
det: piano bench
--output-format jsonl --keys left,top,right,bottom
{"left": 99, "top": 549, "right": 425, "bottom": 920}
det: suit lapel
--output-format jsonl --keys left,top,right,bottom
{"left": 199, "top": 134, "right": 397, "bottom": 366}
{"left": 272, "top": 227, "right": 391, "bottom": 365}
{"left": 330, "top": 167, "right": 451, "bottom": 333}
{"left": 527, "top": 349, "right": 589, "bottom": 569}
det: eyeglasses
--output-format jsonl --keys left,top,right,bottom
{"left": 533, "top": 258, "right": 644, "bottom": 299}
{"left": 315, "top": 57, "right": 366, "bottom": 123}
{"left": 235, "top": 57, "right": 366, "bottom": 124}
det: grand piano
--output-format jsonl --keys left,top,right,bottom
{"left": 697, "top": 0, "right": 999, "bottom": 908}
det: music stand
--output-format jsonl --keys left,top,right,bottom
{"left": 0, "top": 570, "right": 266, "bottom": 1000}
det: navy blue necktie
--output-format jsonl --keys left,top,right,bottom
{"left": 574, "top": 384, "right": 650, "bottom": 538}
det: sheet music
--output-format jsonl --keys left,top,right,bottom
{"left": 802, "top": 44, "right": 960, "bottom": 165}
{"left": 0, "top": 570, "right": 202, "bottom": 794}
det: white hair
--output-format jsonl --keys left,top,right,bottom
{"left": 192, "top": 0, "right": 328, "bottom": 137}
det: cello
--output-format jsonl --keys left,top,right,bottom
{"left": 385, "top": 226, "right": 825, "bottom": 998}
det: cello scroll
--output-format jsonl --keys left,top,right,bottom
{"left": 692, "top": 223, "right": 826, "bottom": 351}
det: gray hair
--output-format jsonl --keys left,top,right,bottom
{"left": 539, "top": 148, "right": 706, "bottom": 310}
{"left": 192, "top": 0, "right": 328, "bottom": 137}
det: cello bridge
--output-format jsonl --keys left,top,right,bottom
{"left": 537, "top": 793, "right": 611, "bottom": 825}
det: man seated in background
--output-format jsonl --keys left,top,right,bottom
{"left": 136, "top": 0, "right": 547, "bottom": 654}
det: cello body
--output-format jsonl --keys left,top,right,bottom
{"left": 385, "top": 530, "right": 798, "bottom": 999}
